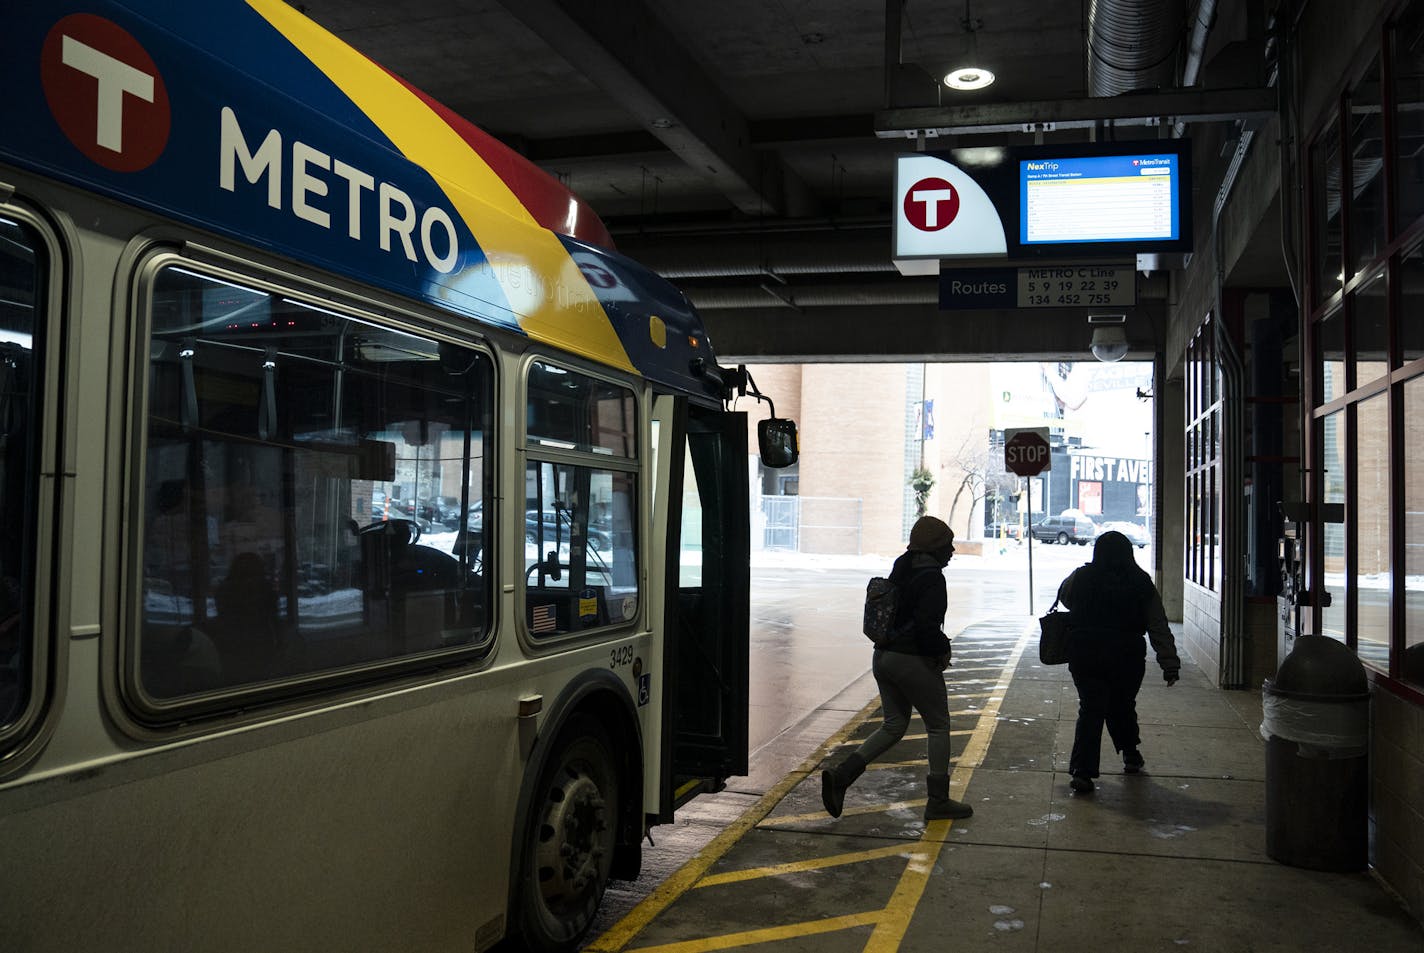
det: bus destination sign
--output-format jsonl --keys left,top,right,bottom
{"left": 939, "top": 265, "right": 1136, "bottom": 310}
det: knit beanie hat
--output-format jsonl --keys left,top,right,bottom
{"left": 908, "top": 516, "right": 953, "bottom": 553}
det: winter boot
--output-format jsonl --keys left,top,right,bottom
{"left": 820, "top": 752, "right": 866, "bottom": 818}
{"left": 924, "top": 773, "right": 974, "bottom": 820}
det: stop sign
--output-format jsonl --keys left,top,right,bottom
{"left": 1004, "top": 428, "right": 1051, "bottom": 476}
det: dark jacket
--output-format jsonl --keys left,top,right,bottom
{"left": 1058, "top": 561, "right": 1179, "bottom": 673}
{"left": 877, "top": 551, "right": 952, "bottom": 657}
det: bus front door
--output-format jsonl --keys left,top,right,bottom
{"left": 660, "top": 402, "right": 749, "bottom": 818}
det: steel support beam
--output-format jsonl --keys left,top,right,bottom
{"left": 493, "top": 0, "right": 811, "bottom": 216}
{"left": 703, "top": 303, "right": 1165, "bottom": 364}
{"left": 875, "top": 87, "right": 1277, "bottom": 137}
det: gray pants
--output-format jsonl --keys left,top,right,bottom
{"left": 852, "top": 649, "right": 952, "bottom": 775}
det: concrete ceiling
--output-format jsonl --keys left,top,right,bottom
{"left": 292, "top": 0, "right": 1282, "bottom": 363}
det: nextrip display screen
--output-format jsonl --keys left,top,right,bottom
{"left": 1019, "top": 153, "right": 1181, "bottom": 245}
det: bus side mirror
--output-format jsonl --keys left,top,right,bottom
{"left": 758, "top": 417, "right": 798, "bottom": 468}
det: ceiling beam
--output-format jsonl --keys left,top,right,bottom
{"left": 492, "top": 0, "right": 811, "bottom": 216}
{"left": 875, "top": 87, "right": 1277, "bottom": 137}
{"left": 703, "top": 302, "right": 1165, "bottom": 364}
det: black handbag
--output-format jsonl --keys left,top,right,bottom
{"left": 1038, "top": 598, "right": 1071, "bottom": 665}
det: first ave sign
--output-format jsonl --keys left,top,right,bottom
{"left": 1004, "top": 427, "right": 1051, "bottom": 477}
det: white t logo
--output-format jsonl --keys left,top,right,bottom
{"left": 911, "top": 187, "right": 956, "bottom": 227}
{"left": 61, "top": 35, "right": 155, "bottom": 153}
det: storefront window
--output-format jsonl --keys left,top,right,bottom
{"left": 1356, "top": 395, "right": 1390, "bottom": 668}
{"left": 1312, "top": 123, "right": 1344, "bottom": 304}
{"left": 1349, "top": 59, "right": 1387, "bottom": 277}
{"left": 1401, "top": 244, "right": 1424, "bottom": 366}
{"left": 1321, "top": 411, "right": 1347, "bottom": 643}
{"left": 1352, "top": 270, "right": 1390, "bottom": 387}
{"left": 1393, "top": 5, "right": 1424, "bottom": 230}
{"left": 1404, "top": 376, "right": 1424, "bottom": 687}
{"left": 1318, "top": 307, "right": 1347, "bottom": 402}
{"left": 1185, "top": 323, "right": 1220, "bottom": 591}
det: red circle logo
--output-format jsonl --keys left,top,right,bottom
{"left": 903, "top": 177, "right": 960, "bottom": 231}
{"left": 40, "top": 14, "right": 170, "bottom": 172}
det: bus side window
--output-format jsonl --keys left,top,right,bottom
{"left": 523, "top": 363, "right": 638, "bottom": 637}
{"left": 0, "top": 214, "right": 47, "bottom": 740}
{"left": 136, "top": 264, "right": 495, "bottom": 712}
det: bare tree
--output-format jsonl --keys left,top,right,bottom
{"left": 945, "top": 431, "right": 1018, "bottom": 535}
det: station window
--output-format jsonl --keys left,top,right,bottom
{"left": 1185, "top": 320, "right": 1221, "bottom": 591}
{"left": 1348, "top": 58, "right": 1386, "bottom": 278}
{"left": 524, "top": 361, "right": 638, "bottom": 638}
{"left": 1299, "top": 5, "right": 1424, "bottom": 684}
{"left": 136, "top": 263, "right": 493, "bottom": 713}
{"left": 1393, "top": 4, "right": 1424, "bottom": 231}
{"left": 1320, "top": 411, "right": 1347, "bottom": 644}
{"left": 1311, "top": 122, "right": 1343, "bottom": 305}
{"left": 0, "top": 215, "right": 47, "bottom": 743}
{"left": 1356, "top": 395, "right": 1390, "bottom": 668}
{"left": 1403, "top": 376, "right": 1424, "bottom": 687}
{"left": 1351, "top": 271, "right": 1390, "bottom": 388}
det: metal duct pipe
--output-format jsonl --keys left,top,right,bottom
{"left": 685, "top": 282, "right": 938, "bottom": 310}
{"left": 1173, "top": 0, "right": 1218, "bottom": 137}
{"left": 1088, "top": 0, "right": 1187, "bottom": 97}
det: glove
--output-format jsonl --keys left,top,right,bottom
{"left": 1164, "top": 670, "right": 1179, "bottom": 686}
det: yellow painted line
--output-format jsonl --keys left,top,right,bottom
{"left": 831, "top": 723, "right": 974, "bottom": 746}
{"left": 865, "top": 757, "right": 950, "bottom": 771}
{"left": 589, "top": 625, "right": 1034, "bottom": 953}
{"left": 863, "top": 628, "right": 1032, "bottom": 953}
{"left": 767, "top": 797, "right": 932, "bottom": 826}
{"left": 627, "top": 911, "right": 882, "bottom": 953}
{"left": 583, "top": 694, "right": 885, "bottom": 953}
{"left": 674, "top": 779, "right": 702, "bottom": 800}
{"left": 697, "top": 844, "right": 925, "bottom": 887}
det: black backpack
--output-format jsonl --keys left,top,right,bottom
{"left": 862, "top": 576, "right": 900, "bottom": 643}
{"left": 864, "top": 568, "right": 939, "bottom": 644}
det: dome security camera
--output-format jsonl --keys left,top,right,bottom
{"left": 1090, "top": 326, "right": 1129, "bottom": 362}
{"left": 1086, "top": 314, "right": 1129, "bottom": 362}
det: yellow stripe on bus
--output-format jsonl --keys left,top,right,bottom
{"left": 244, "top": 0, "right": 636, "bottom": 372}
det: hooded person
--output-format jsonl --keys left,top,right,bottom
{"left": 820, "top": 515, "right": 973, "bottom": 821}
{"left": 1056, "top": 530, "right": 1180, "bottom": 793}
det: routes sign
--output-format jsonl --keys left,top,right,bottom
{"left": 1004, "top": 427, "right": 1051, "bottom": 477}
{"left": 939, "top": 265, "right": 1135, "bottom": 310}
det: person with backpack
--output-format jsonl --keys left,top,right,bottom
{"left": 820, "top": 515, "right": 974, "bottom": 821}
{"left": 1055, "top": 530, "right": 1180, "bottom": 794}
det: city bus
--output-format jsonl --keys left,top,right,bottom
{"left": 0, "top": 3, "right": 795, "bottom": 951}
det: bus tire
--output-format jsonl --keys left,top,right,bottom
{"left": 516, "top": 714, "right": 619, "bottom": 953}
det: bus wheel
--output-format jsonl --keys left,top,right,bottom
{"left": 517, "top": 715, "right": 618, "bottom": 953}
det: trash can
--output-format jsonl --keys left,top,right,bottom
{"left": 1260, "top": 635, "right": 1370, "bottom": 871}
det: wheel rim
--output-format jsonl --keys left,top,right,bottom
{"left": 521, "top": 727, "right": 618, "bottom": 950}
{"left": 1057, "top": 532, "right": 1068, "bottom": 544}
{"left": 534, "top": 763, "right": 610, "bottom": 912}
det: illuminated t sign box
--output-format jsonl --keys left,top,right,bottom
{"left": 893, "top": 140, "right": 1192, "bottom": 262}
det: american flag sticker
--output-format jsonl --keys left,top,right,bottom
{"left": 531, "top": 604, "right": 557, "bottom": 633}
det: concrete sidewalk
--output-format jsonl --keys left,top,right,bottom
{"left": 590, "top": 619, "right": 1424, "bottom": 953}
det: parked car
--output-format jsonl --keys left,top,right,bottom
{"left": 988, "top": 521, "right": 1023, "bottom": 540}
{"left": 1103, "top": 520, "right": 1150, "bottom": 548}
{"left": 1031, "top": 513, "right": 1098, "bottom": 545}
{"left": 525, "top": 510, "right": 613, "bottom": 552}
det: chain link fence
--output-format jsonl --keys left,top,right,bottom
{"left": 758, "top": 496, "right": 862, "bottom": 554}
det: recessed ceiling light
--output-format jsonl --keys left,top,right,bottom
{"left": 944, "top": 67, "right": 995, "bottom": 90}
